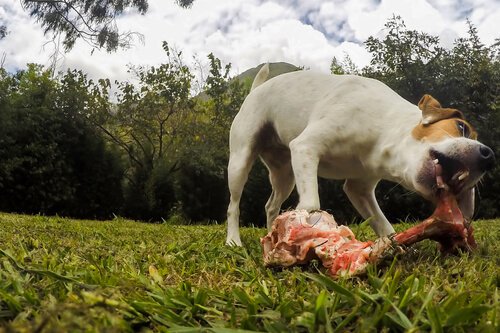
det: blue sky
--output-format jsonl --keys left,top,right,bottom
{"left": 0, "top": 0, "right": 498, "bottom": 88}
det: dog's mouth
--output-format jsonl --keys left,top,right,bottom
{"left": 431, "top": 150, "right": 469, "bottom": 195}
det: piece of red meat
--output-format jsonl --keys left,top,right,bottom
{"left": 261, "top": 210, "right": 392, "bottom": 276}
{"left": 393, "top": 188, "right": 476, "bottom": 253}
{"left": 261, "top": 189, "right": 475, "bottom": 277}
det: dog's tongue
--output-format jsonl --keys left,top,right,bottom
{"left": 393, "top": 161, "right": 476, "bottom": 252}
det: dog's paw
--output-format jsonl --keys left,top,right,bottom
{"left": 225, "top": 238, "right": 243, "bottom": 247}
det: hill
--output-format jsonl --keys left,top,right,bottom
{"left": 236, "top": 62, "right": 301, "bottom": 88}
{"left": 197, "top": 62, "right": 300, "bottom": 101}
{"left": 0, "top": 212, "right": 498, "bottom": 331}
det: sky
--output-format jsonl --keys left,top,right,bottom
{"left": 0, "top": 0, "right": 499, "bottom": 85}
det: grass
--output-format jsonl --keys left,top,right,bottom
{"left": 0, "top": 212, "right": 498, "bottom": 332}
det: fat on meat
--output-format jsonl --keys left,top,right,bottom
{"left": 261, "top": 210, "right": 392, "bottom": 276}
{"left": 261, "top": 189, "right": 475, "bottom": 277}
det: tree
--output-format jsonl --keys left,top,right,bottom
{"left": 364, "top": 15, "right": 445, "bottom": 103}
{"left": 21, "top": 0, "right": 195, "bottom": 51}
{"left": 86, "top": 43, "right": 195, "bottom": 219}
{"left": 56, "top": 69, "right": 125, "bottom": 218}
{"left": 174, "top": 53, "right": 248, "bottom": 222}
{"left": 0, "top": 65, "right": 124, "bottom": 218}
{"left": 330, "top": 54, "right": 359, "bottom": 75}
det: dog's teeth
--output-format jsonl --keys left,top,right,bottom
{"left": 433, "top": 159, "right": 439, "bottom": 165}
{"left": 458, "top": 171, "right": 469, "bottom": 181}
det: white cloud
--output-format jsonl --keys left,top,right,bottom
{"left": 350, "top": 0, "right": 451, "bottom": 41}
{"left": 0, "top": 1, "right": 52, "bottom": 70}
{"left": 0, "top": 0, "right": 498, "bottom": 86}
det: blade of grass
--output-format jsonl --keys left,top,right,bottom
{"left": 304, "top": 273, "right": 356, "bottom": 301}
{"left": 444, "top": 305, "right": 491, "bottom": 327}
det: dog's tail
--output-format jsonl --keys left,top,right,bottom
{"left": 251, "top": 63, "right": 270, "bottom": 91}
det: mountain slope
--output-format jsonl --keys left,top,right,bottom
{"left": 236, "top": 62, "right": 301, "bottom": 87}
{"left": 197, "top": 62, "right": 300, "bottom": 100}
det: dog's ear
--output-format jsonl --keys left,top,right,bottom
{"left": 418, "top": 94, "right": 464, "bottom": 125}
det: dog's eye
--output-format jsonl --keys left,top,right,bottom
{"left": 456, "top": 121, "right": 470, "bottom": 138}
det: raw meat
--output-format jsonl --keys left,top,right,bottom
{"left": 261, "top": 188, "right": 475, "bottom": 277}
{"left": 261, "top": 210, "right": 393, "bottom": 277}
{"left": 393, "top": 188, "right": 476, "bottom": 253}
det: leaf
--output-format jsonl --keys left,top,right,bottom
{"left": 304, "top": 273, "right": 356, "bottom": 301}
{"left": 356, "top": 290, "right": 383, "bottom": 303}
{"left": 232, "top": 288, "right": 253, "bottom": 307}
{"left": 168, "top": 327, "right": 206, "bottom": 333}
{"left": 334, "top": 305, "right": 360, "bottom": 333}
{"left": 210, "top": 328, "right": 263, "bottom": 333}
{"left": 315, "top": 290, "right": 328, "bottom": 324}
{"left": 425, "top": 302, "right": 443, "bottom": 333}
{"left": 0, "top": 249, "right": 94, "bottom": 288}
{"left": 444, "top": 305, "right": 491, "bottom": 326}
{"left": 387, "top": 301, "right": 413, "bottom": 330}
{"left": 148, "top": 264, "right": 163, "bottom": 284}
{"left": 413, "top": 285, "right": 436, "bottom": 325}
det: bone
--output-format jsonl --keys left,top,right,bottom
{"left": 260, "top": 210, "right": 391, "bottom": 276}
{"left": 393, "top": 188, "right": 475, "bottom": 253}
{"left": 261, "top": 188, "right": 476, "bottom": 277}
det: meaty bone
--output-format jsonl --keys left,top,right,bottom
{"left": 393, "top": 188, "right": 476, "bottom": 253}
{"left": 261, "top": 210, "right": 393, "bottom": 276}
{"left": 261, "top": 189, "right": 475, "bottom": 276}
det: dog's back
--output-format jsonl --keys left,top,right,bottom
{"left": 231, "top": 70, "right": 418, "bottom": 153}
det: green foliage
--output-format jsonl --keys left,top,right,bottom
{"left": 0, "top": 65, "right": 123, "bottom": 218}
{"left": 145, "top": 159, "right": 177, "bottom": 219}
{"left": 330, "top": 55, "right": 359, "bottom": 75}
{"left": 174, "top": 164, "right": 228, "bottom": 222}
{"left": 176, "top": 0, "right": 195, "bottom": 7}
{"left": 1, "top": 17, "right": 498, "bottom": 224}
{"left": 21, "top": 0, "right": 195, "bottom": 51}
{"left": 175, "top": 53, "right": 248, "bottom": 222}
{"left": 0, "top": 47, "right": 256, "bottom": 223}
{"left": 364, "top": 15, "right": 444, "bottom": 101}
{"left": 88, "top": 43, "right": 195, "bottom": 220}
{"left": 0, "top": 212, "right": 498, "bottom": 331}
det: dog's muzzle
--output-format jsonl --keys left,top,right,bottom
{"left": 430, "top": 143, "right": 495, "bottom": 195}
{"left": 478, "top": 145, "right": 495, "bottom": 171}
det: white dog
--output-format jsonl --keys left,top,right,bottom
{"left": 226, "top": 64, "right": 494, "bottom": 246}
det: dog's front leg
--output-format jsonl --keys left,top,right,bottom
{"left": 289, "top": 138, "right": 321, "bottom": 212}
{"left": 343, "top": 179, "right": 395, "bottom": 236}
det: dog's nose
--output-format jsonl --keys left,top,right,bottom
{"left": 478, "top": 145, "right": 495, "bottom": 171}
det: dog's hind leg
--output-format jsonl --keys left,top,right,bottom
{"left": 226, "top": 146, "right": 256, "bottom": 246}
{"left": 343, "top": 179, "right": 395, "bottom": 236}
{"left": 261, "top": 154, "right": 296, "bottom": 230}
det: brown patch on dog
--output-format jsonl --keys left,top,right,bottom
{"left": 254, "top": 122, "right": 291, "bottom": 168}
{"left": 418, "top": 94, "right": 464, "bottom": 125}
{"left": 412, "top": 119, "right": 477, "bottom": 142}
{"left": 412, "top": 94, "right": 477, "bottom": 142}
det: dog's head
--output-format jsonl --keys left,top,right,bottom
{"left": 413, "top": 95, "right": 494, "bottom": 204}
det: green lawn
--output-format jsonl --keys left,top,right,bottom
{"left": 0, "top": 212, "right": 498, "bottom": 332}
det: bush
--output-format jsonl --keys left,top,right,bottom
{"left": 0, "top": 65, "right": 124, "bottom": 219}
